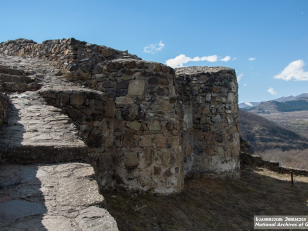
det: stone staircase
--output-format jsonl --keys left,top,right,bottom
{"left": 0, "top": 56, "right": 87, "bottom": 163}
{"left": 0, "top": 65, "right": 41, "bottom": 92}
{"left": 0, "top": 55, "right": 118, "bottom": 230}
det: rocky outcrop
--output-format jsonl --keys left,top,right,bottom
{"left": 0, "top": 38, "right": 240, "bottom": 195}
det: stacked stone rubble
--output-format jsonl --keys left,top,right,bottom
{"left": 175, "top": 66, "right": 240, "bottom": 178}
{"left": 0, "top": 38, "right": 140, "bottom": 82}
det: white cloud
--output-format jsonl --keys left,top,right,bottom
{"left": 232, "top": 57, "right": 236, "bottom": 61}
{"left": 249, "top": 57, "right": 256, "bottom": 61}
{"left": 143, "top": 40, "right": 165, "bottom": 54}
{"left": 267, "top": 87, "right": 278, "bottom": 95}
{"left": 165, "top": 54, "right": 234, "bottom": 68}
{"left": 221, "top": 56, "right": 231, "bottom": 62}
{"left": 200, "top": 55, "right": 218, "bottom": 62}
{"left": 274, "top": 60, "right": 308, "bottom": 81}
{"left": 237, "top": 73, "right": 243, "bottom": 82}
{"left": 165, "top": 54, "right": 191, "bottom": 68}
{"left": 243, "top": 84, "right": 247, "bottom": 87}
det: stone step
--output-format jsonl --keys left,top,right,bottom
{"left": 0, "top": 92, "right": 88, "bottom": 164}
{"left": 0, "top": 162, "right": 118, "bottom": 230}
{"left": 1, "top": 145, "right": 88, "bottom": 164}
{"left": 3, "top": 82, "right": 41, "bottom": 92}
{"left": 2, "top": 74, "right": 36, "bottom": 83}
{"left": 0, "top": 65, "right": 34, "bottom": 76}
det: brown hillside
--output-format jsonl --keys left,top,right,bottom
{"left": 239, "top": 110, "right": 308, "bottom": 152}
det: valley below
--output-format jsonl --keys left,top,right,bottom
{"left": 258, "top": 111, "right": 308, "bottom": 138}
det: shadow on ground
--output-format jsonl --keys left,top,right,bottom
{"left": 103, "top": 165, "right": 308, "bottom": 231}
{"left": 0, "top": 165, "right": 48, "bottom": 230}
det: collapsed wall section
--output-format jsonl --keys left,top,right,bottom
{"left": 175, "top": 66, "right": 240, "bottom": 178}
{"left": 0, "top": 38, "right": 140, "bottom": 81}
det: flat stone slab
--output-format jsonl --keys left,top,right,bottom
{"left": 0, "top": 162, "right": 118, "bottom": 231}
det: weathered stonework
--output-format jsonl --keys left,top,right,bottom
{"left": 0, "top": 93, "right": 8, "bottom": 127}
{"left": 176, "top": 67, "right": 240, "bottom": 178}
{"left": 0, "top": 38, "right": 240, "bottom": 195}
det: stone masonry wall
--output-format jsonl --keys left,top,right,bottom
{"left": 0, "top": 38, "right": 240, "bottom": 194}
{"left": 40, "top": 59, "right": 184, "bottom": 194}
{"left": 0, "top": 38, "right": 140, "bottom": 81}
{"left": 176, "top": 67, "right": 240, "bottom": 178}
{"left": 0, "top": 93, "right": 8, "bottom": 127}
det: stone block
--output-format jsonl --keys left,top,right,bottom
{"left": 162, "top": 151, "right": 169, "bottom": 167}
{"left": 104, "top": 101, "right": 115, "bottom": 118}
{"left": 126, "top": 121, "right": 141, "bottom": 131}
{"left": 160, "top": 100, "right": 171, "bottom": 111}
{"left": 147, "top": 120, "right": 161, "bottom": 131}
{"left": 125, "top": 152, "right": 139, "bottom": 167}
{"left": 228, "top": 93, "right": 235, "bottom": 103}
{"left": 139, "top": 135, "right": 152, "bottom": 147}
{"left": 144, "top": 147, "right": 153, "bottom": 166}
{"left": 155, "top": 135, "right": 166, "bottom": 148}
{"left": 123, "top": 132, "right": 135, "bottom": 148}
{"left": 70, "top": 93, "right": 84, "bottom": 106}
{"left": 218, "top": 146, "right": 224, "bottom": 158}
{"left": 205, "top": 94, "right": 211, "bottom": 102}
{"left": 128, "top": 80, "right": 145, "bottom": 96}
{"left": 60, "top": 94, "right": 70, "bottom": 106}
{"left": 116, "top": 80, "right": 129, "bottom": 89}
{"left": 115, "top": 96, "right": 133, "bottom": 105}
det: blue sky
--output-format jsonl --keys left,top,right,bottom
{"left": 0, "top": 0, "right": 307, "bottom": 103}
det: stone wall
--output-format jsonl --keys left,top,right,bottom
{"left": 0, "top": 93, "right": 8, "bottom": 127}
{"left": 175, "top": 67, "right": 240, "bottom": 178}
{"left": 0, "top": 38, "right": 140, "bottom": 81}
{"left": 0, "top": 38, "right": 240, "bottom": 194}
{"left": 40, "top": 59, "right": 184, "bottom": 194}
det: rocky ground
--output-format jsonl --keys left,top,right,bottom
{"left": 0, "top": 162, "right": 118, "bottom": 231}
{"left": 104, "top": 165, "right": 308, "bottom": 231}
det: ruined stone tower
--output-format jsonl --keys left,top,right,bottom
{"left": 0, "top": 38, "right": 240, "bottom": 194}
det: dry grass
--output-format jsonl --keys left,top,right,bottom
{"left": 259, "top": 111, "right": 308, "bottom": 138}
{"left": 103, "top": 165, "right": 308, "bottom": 231}
{"left": 257, "top": 148, "right": 308, "bottom": 170}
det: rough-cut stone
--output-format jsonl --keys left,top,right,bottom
{"left": 125, "top": 152, "right": 139, "bottom": 167}
{"left": 126, "top": 121, "right": 141, "bottom": 131}
{"left": 147, "top": 120, "right": 161, "bottom": 131}
{"left": 128, "top": 80, "right": 145, "bottom": 96}
{"left": 139, "top": 135, "right": 152, "bottom": 147}
{"left": 115, "top": 96, "right": 133, "bottom": 105}
{"left": 70, "top": 93, "right": 84, "bottom": 106}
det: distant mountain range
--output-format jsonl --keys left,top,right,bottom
{"left": 239, "top": 93, "right": 308, "bottom": 109}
